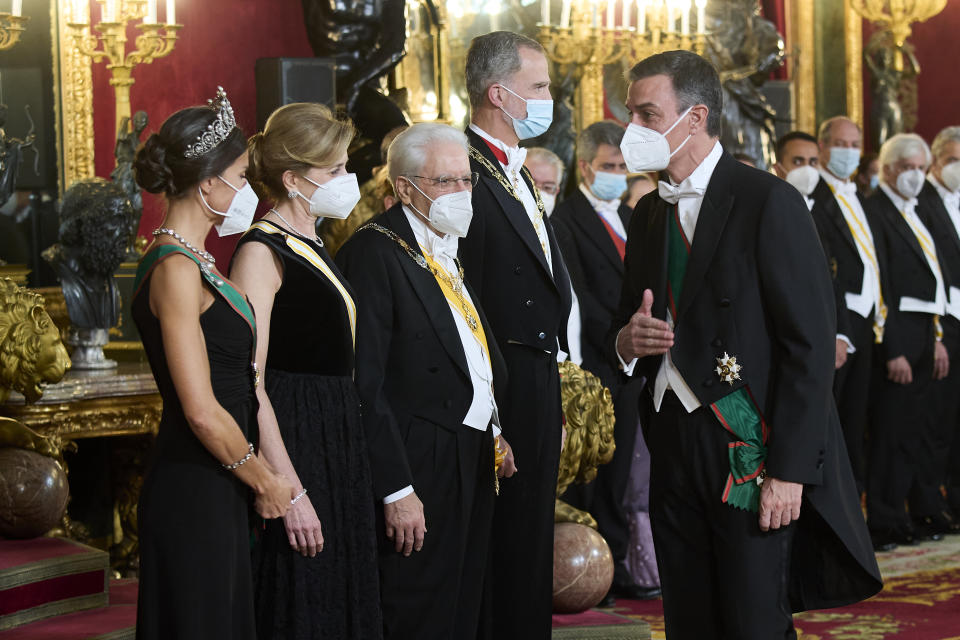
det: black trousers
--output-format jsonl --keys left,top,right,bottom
{"left": 561, "top": 375, "right": 643, "bottom": 587}
{"left": 378, "top": 422, "right": 495, "bottom": 640}
{"left": 866, "top": 315, "right": 936, "bottom": 531}
{"left": 833, "top": 311, "right": 874, "bottom": 493}
{"left": 489, "top": 347, "right": 563, "bottom": 640}
{"left": 647, "top": 392, "right": 796, "bottom": 640}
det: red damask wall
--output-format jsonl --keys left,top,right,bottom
{"left": 862, "top": 4, "right": 960, "bottom": 151}
{"left": 90, "top": 0, "right": 314, "bottom": 264}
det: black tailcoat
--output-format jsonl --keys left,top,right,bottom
{"left": 612, "top": 150, "right": 882, "bottom": 613}
{"left": 458, "top": 127, "right": 572, "bottom": 639}
{"left": 553, "top": 188, "right": 644, "bottom": 586}
{"left": 337, "top": 204, "right": 507, "bottom": 638}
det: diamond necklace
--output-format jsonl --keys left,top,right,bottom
{"left": 268, "top": 209, "right": 324, "bottom": 246}
{"left": 153, "top": 227, "right": 223, "bottom": 286}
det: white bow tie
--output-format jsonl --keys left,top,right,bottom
{"left": 658, "top": 180, "right": 705, "bottom": 205}
{"left": 944, "top": 191, "right": 960, "bottom": 212}
{"left": 834, "top": 181, "right": 858, "bottom": 198}
{"left": 422, "top": 228, "right": 459, "bottom": 261}
{"left": 502, "top": 146, "right": 527, "bottom": 175}
{"left": 594, "top": 198, "right": 621, "bottom": 216}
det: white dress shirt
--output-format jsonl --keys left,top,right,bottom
{"left": 383, "top": 207, "right": 500, "bottom": 505}
{"left": 618, "top": 141, "right": 723, "bottom": 414}
{"left": 579, "top": 182, "right": 627, "bottom": 240}
{"left": 878, "top": 182, "right": 946, "bottom": 316}
{"left": 929, "top": 175, "right": 960, "bottom": 320}
{"left": 819, "top": 169, "right": 884, "bottom": 323}
{"left": 469, "top": 124, "right": 552, "bottom": 269}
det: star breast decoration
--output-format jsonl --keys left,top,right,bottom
{"left": 715, "top": 352, "right": 742, "bottom": 385}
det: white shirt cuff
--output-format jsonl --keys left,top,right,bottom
{"left": 837, "top": 334, "right": 856, "bottom": 354}
{"left": 383, "top": 485, "right": 414, "bottom": 504}
{"left": 615, "top": 327, "right": 639, "bottom": 376}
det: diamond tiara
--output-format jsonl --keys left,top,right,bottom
{"left": 183, "top": 86, "right": 237, "bottom": 159}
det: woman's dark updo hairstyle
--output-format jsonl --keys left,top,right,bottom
{"left": 134, "top": 105, "right": 246, "bottom": 199}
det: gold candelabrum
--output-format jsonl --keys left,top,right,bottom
{"left": 538, "top": 0, "right": 707, "bottom": 130}
{"left": 850, "top": 0, "right": 945, "bottom": 72}
{"left": 67, "top": 0, "right": 180, "bottom": 140}
{"left": 0, "top": 1, "right": 28, "bottom": 51}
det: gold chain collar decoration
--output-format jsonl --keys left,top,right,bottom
{"left": 468, "top": 146, "right": 547, "bottom": 217}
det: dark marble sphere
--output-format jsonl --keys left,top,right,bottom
{"left": 553, "top": 522, "right": 614, "bottom": 613}
{"left": 0, "top": 448, "right": 69, "bottom": 538}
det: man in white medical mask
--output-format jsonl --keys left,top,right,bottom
{"left": 552, "top": 120, "right": 660, "bottom": 605}
{"left": 337, "top": 123, "right": 514, "bottom": 638}
{"left": 917, "top": 126, "right": 960, "bottom": 533}
{"left": 459, "top": 31, "right": 573, "bottom": 640}
{"left": 865, "top": 132, "right": 952, "bottom": 551}
{"left": 808, "top": 116, "right": 881, "bottom": 495}
{"left": 611, "top": 50, "right": 881, "bottom": 639}
{"left": 773, "top": 130, "right": 820, "bottom": 209}
{"left": 523, "top": 146, "right": 564, "bottom": 217}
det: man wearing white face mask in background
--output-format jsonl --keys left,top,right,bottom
{"left": 523, "top": 146, "right": 564, "bottom": 217}
{"left": 808, "top": 116, "right": 881, "bottom": 496}
{"left": 863, "top": 133, "right": 951, "bottom": 549}
{"left": 552, "top": 120, "right": 660, "bottom": 604}
{"left": 458, "top": 31, "right": 572, "bottom": 639}
{"left": 773, "top": 131, "right": 820, "bottom": 209}
{"left": 916, "top": 126, "right": 960, "bottom": 532}
{"left": 611, "top": 50, "right": 881, "bottom": 639}
{"left": 337, "top": 123, "right": 514, "bottom": 638}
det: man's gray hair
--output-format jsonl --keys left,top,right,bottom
{"left": 387, "top": 123, "right": 468, "bottom": 185}
{"left": 627, "top": 50, "right": 722, "bottom": 138}
{"left": 576, "top": 120, "right": 626, "bottom": 164}
{"left": 465, "top": 31, "right": 545, "bottom": 109}
{"left": 525, "top": 147, "right": 565, "bottom": 182}
{"left": 932, "top": 126, "right": 960, "bottom": 159}
{"left": 878, "top": 132, "right": 932, "bottom": 169}
{"left": 817, "top": 116, "right": 862, "bottom": 144}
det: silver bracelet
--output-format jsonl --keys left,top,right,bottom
{"left": 291, "top": 488, "right": 308, "bottom": 505}
{"left": 223, "top": 442, "right": 255, "bottom": 471}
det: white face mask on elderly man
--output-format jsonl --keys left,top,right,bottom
{"left": 406, "top": 179, "right": 475, "bottom": 238}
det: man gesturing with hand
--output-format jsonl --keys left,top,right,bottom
{"left": 611, "top": 51, "right": 881, "bottom": 639}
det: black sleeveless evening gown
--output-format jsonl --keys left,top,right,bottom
{"left": 132, "top": 245, "right": 259, "bottom": 640}
{"left": 236, "top": 220, "right": 382, "bottom": 639}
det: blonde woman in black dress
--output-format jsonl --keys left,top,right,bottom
{"left": 231, "top": 102, "right": 382, "bottom": 639}
{"left": 131, "top": 89, "right": 293, "bottom": 639}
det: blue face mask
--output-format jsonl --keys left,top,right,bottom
{"left": 589, "top": 170, "right": 628, "bottom": 201}
{"left": 827, "top": 146, "right": 861, "bottom": 180}
{"left": 498, "top": 84, "right": 553, "bottom": 140}
{"left": 869, "top": 174, "right": 879, "bottom": 190}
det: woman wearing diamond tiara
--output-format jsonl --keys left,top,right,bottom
{"left": 131, "top": 89, "right": 294, "bottom": 640}
{"left": 230, "top": 102, "right": 382, "bottom": 639}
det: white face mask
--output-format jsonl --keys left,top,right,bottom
{"left": 294, "top": 173, "right": 361, "bottom": 219}
{"left": 619, "top": 106, "right": 693, "bottom": 173}
{"left": 541, "top": 192, "right": 557, "bottom": 217}
{"left": 895, "top": 168, "right": 925, "bottom": 199}
{"left": 199, "top": 176, "right": 259, "bottom": 236}
{"left": 784, "top": 165, "right": 820, "bottom": 197}
{"left": 407, "top": 179, "right": 474, "bottom": 238}
{"left": 941, "top": 161, "right": 960, "bottom": 192}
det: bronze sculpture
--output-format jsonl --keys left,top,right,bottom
{"left": 0, "top": 103, "right": 36, "bottom": 209}
{"left": 110, "top": 111, "right": 149, "bottom": 258}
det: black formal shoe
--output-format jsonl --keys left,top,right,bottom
{"left": 596, "top": 592, "right": 617, "bottom": 608}
{"left": 870, "top": 532, "right": 898, "bottom": 553}
{"left": 610, "top": 582, "right": 662, "bottom": 600}
{"left": 912, "top": 516, "right": 948, "bottom": 541}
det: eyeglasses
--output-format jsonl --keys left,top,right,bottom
{"left": 406, "top": 173, "right": 479, "bottom": 189}
{"left": 537, "top": 182, "right": 559, "bottom": 195}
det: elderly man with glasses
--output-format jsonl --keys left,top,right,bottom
{"left": 337, "top": 122, "right": 514, "bottom": 639}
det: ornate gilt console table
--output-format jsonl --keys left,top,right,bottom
{"left": 0, "top": 362, "right": 160, "bottom": 575}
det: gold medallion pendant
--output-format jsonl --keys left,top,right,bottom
{"left": 715, "top": 352, "right": 742, "bottom": 385}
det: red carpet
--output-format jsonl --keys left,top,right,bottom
{"left": 0, "top": 579, "right": 136, "bottom": 639}
{"left": 601, "top": 536, "right": 960, "bottom": 639}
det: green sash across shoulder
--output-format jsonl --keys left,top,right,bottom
{"left": 667, "top": 205, "right": 768, "bottom": 512}
{"left": 134, "top": 244, "right": 256, "bottom": 337}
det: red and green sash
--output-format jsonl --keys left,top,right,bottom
{"left": 667, "top": 205, "right": 768, "bottom": 512}
{"left": 134, "top": 244, "right": 256, "bottom": 338}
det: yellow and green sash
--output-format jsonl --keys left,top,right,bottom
{"left": 134, "top": 244, "right": 256, "bottom": 338}
{"left": 420, "top": 250, "right": 491, "bottom": 364}
{"left": 668, "top": 206, "right": 768, "bottom": 512}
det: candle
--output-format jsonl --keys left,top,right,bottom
{"left": 11, "top": 0, "right": 21, "bottom": 16}
{"left": 681, "top": 0, "right": 690, "bottom": 35}
{"left": 74, "top": 0, "right": 89, "bottom": 23}
{"left": 606, "top": 0, "right": 615, "bottom": 29}
{"left": 560, "top": 0, "right": 570, "bottom": 28}
{"left": 591, "top": 1, "right": 598, "bottom": 28}
{"left": 637, "top": 0, "right": 645, "bottom": 32}
{"left": 102, "top": 0, "right": 116, "bottom": 22}
{"left": 165, "top": 0, "right": 175, "bottom": 24}
{"left": 622, "top": 0, "right": 631, "bottom": 30}
{"left": 696, "top": 0, "right": 706, "bottom": 34}
{"left": 144, "top": 0, "right": 157, "bottom": 24}
{"left": 541, "top": 0, "right": 549, "bottom": 26}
